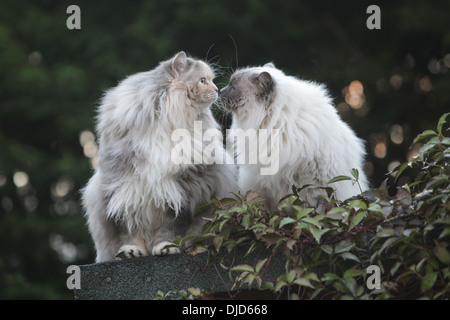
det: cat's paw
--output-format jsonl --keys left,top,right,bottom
{"left": 152, "top": 241, "right": 180, "bottom": 255}
{"left": 115, "top": 245, "right": 148, "bottom": 259}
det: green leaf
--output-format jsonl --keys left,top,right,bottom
{"left": 255, "top": 258, "right": 268, "bottom": 273}
{"left": 294, "top": 207, "right": 314, "bottom": 219}
{"left": 343, "top": 268, "right": 363, "bottom": 280}
{"left": 441, "top": 137, "right": 450, "bottom": 145}
{"left": 443, "top": 268, "right": 450, "bottom": 280}
{"left": 350, "top": 168, "right": 359, "bottom": 180}
{"left": 350, "top": 211, "right": 366, "bottom": 229}
{"left": 304, "top": 272, "right": 320, "bottom": 282}
{"left": 328, "top": 175, "right": 352, "bottom": 184}
{"left": 178, "top": 235, "right": 194, "bottom": 247}
{"left": 376, "top": 227, "right": 395, "bottom": 237}
{"left": 189, "top": 245, "right": 208, "bottom": 255}
{"left": 380, "top": 237, "right": 397, "bottom": 253}
{"left": 269, "top": 215, "right": 279, "bottom": 227}
{"left": 412, "top": 129, "right": 438, "bottom": 145}
{"left": 301, "top": 217, "right": 322, "bottom": 228}
{"left": 334, "top": 239, "right": 355, "bottom": 254}
{"left": 231, "top": 264, "right": 254, "bottom": 273}
{"left": 322, "top": 273, "right": 340, "bottom": 282}
{"left": 421, "top": 272, "right": 438, "bottom": 292}
{"left": 368, "top": 203, "right": 382, "bottom": 214}
{"left": 343, "top": 278, "right": 357, "bottom": 297}
{"left": 395, "top": 162, "right": 409, "bottom": 181}
{"left": 310, "top": 288, "right": 324, "bottom": 299}
{"left": 261, "top": 233, "right": 283, "bottom": 245}
{"left": 437, "top": 112, "right": 450, "bottom": 135}
{"left": 261, "top": 281, "right": 275, "bottom": 290}
{"left": 308, "top": 226, "right": 322, "bottom": 243}
{"left": 249, "top": 223, "right": 267, "bottom": 230}
{"left": 219, "top": 219, "right": 228, "bottom": 232}
{"left": 439, "top": 227, "right": 450, "bottom": 240}
{"left": 194, "top": 202, "right": 213, "bottom": 216}
{"left": 391, "top": 261, "right": 402, "bottom": 276}
{"left": 274, "top": 280, "right": 287, "bottom": 292}
{"left": 348, "top": 200, "right": 367, "bottom": 211}
{"left": 286, "top": 239, "right": 296, "bottom": 250}
{"left": 229, "top": 205, "right": 247, "bottom": 214}
{"left": 287, "top": 270, "right": 296, "bottom": 283}
{"left": 339, "top": 252, "right": 360, "bottom": 263}
{"left": 213, "top": 236, "right": 223, "bottom": 252}
{"left": 320, "top": 245, "right": 333, "bottom": 255}
{"left": 327, "top": 207, "right": 347, "bottom": 220}
{"left": 195, "top": 232, "right": 217, "bottom": 243}
{"left": 279, "top": 217, "right": 296, "bottom": 228}
{"left": 333, "top": 281, "right": 348, "bottom": 294}
{"left": 434, "top": 241, "right": 450, "bottom": 265}
{"left": 294, "top": 278, "right": 315, "bottom": 288}
{"left": 187, "top": 288, "right": 201, "bottom": 296}
{"left": 242, "top": 214, "right": 251, "bottom": 229}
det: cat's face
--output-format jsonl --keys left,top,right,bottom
{"left": 220, "top": 67, "right": 275, "bottom": 112}
{"left": 171, "top": 52, "right": 218, "bottom": 110}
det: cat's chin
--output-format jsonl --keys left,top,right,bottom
{"left": 192, "top": 99, "right": 216, "bottom": 111}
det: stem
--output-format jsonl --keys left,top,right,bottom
{"left": 260, "top": 242, "right": 283, "bottom": 277}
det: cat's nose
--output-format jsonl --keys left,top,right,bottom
{"left": 220, "top": 86, "right": 228, "bottom": 94}
{"left": 213, "top": 84, "right": 218, "bottom": 92}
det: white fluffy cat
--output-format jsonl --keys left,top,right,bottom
{"left": 220, "top": 63, "right": 368, "bottom": 210}
{"left": 82, "top": 52, "right": 237, "bottom": 262}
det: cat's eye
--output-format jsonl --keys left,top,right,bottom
{"left": 200, "top": 78, "right": 206, "bottom": 84}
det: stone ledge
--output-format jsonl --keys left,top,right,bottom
{"left": 73, "top": 246, "right": 285, "bottom": 300}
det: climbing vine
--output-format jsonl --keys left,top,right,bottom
{"left": 157, "top": 113, "right": 450, "bottom": 300}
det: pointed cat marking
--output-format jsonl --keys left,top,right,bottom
{"left": 221, "top": 63, "right": 368, "bottom": 211}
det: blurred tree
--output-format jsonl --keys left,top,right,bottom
{"left": 0, "top": 0, "right": 449, "bottom": 299}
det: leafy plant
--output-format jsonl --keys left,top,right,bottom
{"left": 161, "top": 113, "right": 450, "bottom": 300}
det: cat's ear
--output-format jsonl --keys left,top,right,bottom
{"left": 171, "top": 51, "right": 187, "bottom": 76}
{"left": 256, "top": 71, "right": 273, "bottom": 91}
{"left": 264, "top": 62, "right": 275, "bottom": 69}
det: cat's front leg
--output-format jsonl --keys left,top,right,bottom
{"left": 116, "top": 237, "right": 149, "bottom": 259}
{"left": 151, "top": 241, "right": 180, "bottom": 255}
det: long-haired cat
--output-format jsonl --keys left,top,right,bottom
{"left": 82, "top": 51, "right": 237, "bottom": 262}
{"left": 220, "top": 63, "right": 368, "bottom": 211}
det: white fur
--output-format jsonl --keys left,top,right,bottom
{"left": 229, "top": 66, "right": 368, "bottom": 209}
{"left": 82, "top": 53, "right": 237, "bottom": 262}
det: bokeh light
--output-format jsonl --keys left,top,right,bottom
{"left": 374, "top": 142, "right": 387, "bottom": 159}
{"left": 389, "top": 74, "right": 403, "bottom": 90}
{"left": 0, "top": 172, "right": 7, "bottom": 187}
{"left": 389, "top": 124, "right": 404, "bottom": 144}
{"left": 418, "top": 76, "right": 432, "bottom": 92}
{"left": 79, "top": 130, "right": 98, "bottom": 169}
{"left": 343, "top": 80, "right": 365, "bottom": 110}
{"left": 13, "top": 171, "right": 29, "bottom": 188}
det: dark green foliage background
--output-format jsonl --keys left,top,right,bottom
{"left": 0, "top": 0, "right": 449, "bottom": 299}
